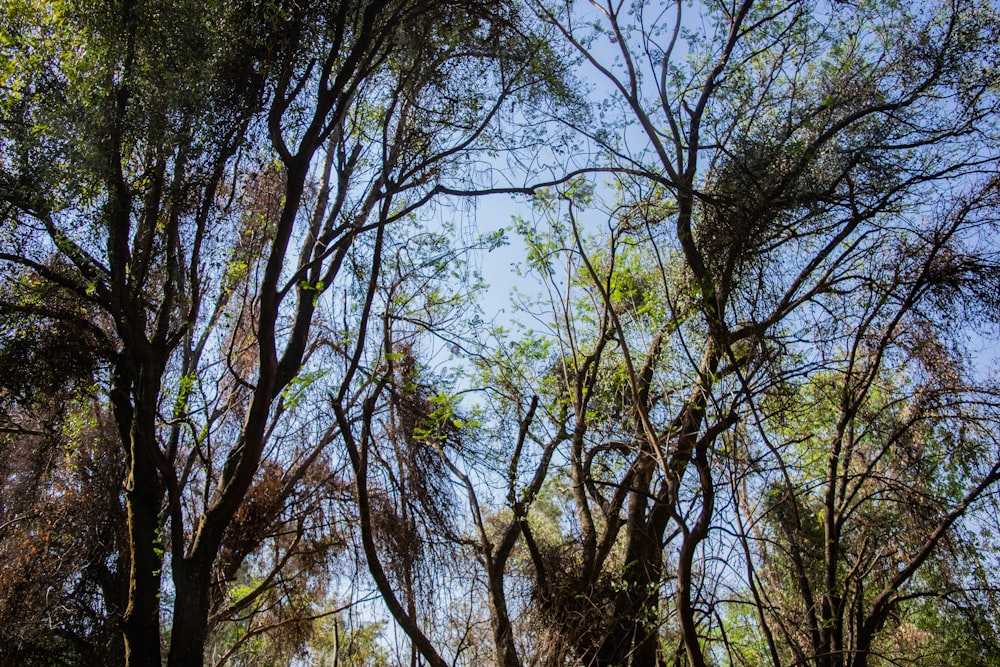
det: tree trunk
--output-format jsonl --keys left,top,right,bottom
{"left": 676, "top": 440, "right": 714, "bottom": 667}
{"left": 118, "top": 365, "right": 166, "bottom": 667}
{"left": 595, "top": 495, "right": 667, "bottom": 667}
{"left": 122, "top": 443, "right": 164, "bottom": 667}
{"left": 486, "top": 566, "right": 520, "bottom": 667}
{"left": 167, "top": 557, "right": 212, "bottom": 667}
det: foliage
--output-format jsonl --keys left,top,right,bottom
{"left": 2, "top": 1, "right": 1000, "bottom": 666}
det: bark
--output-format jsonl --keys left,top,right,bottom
{"left": 675, "top": 439, "right": 713, "bottom": 667}
{"left": 121, "top": 456, "right": 164, "bottom": 667}
{"left": 166, "top": 557, "right": 212, "bottom": 667}
{"left": 118, "top": 371, "right": 166, "bottom": 667}
{"left": 594, "top": 460, "right": 669, "bottom": 667}
{"left": 486, "top": 567, "right": 520, "bottom": 667}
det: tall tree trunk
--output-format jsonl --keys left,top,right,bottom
{"left": 167, "top": 557, "right": 212, "bottom": 667}
{"left": 110, "top": 351, "right": 167, "bottom": 667}
{"left": 121, "top": 405, "right": 165, "bottom": 667}
{"left": 486, "top": 565, "right": 520, "bottom": 667}
{"left": 596, "top": 461, "right": 666, "bottom": 667}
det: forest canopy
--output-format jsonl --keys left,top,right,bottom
{"left": 1, "top": 0, "right": 999, "bottom": 666}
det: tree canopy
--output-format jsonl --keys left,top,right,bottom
{"left": 2, "top": 0, "right": 999, "bottom": 666}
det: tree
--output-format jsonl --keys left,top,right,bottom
{"left": 1, "top": 0, "right": 555, "bottom": 664}
{"left": 3, "top": 0, "right": 1000, "bottom": 665}
{"left": 722, "top": 179, "right": 1000, "bottom": 667}
{"left": 0, "top": 329, "right": 126, "bottom": 667}
{"left": 447, "top": 0, "right": 1000, "bottom": 665}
